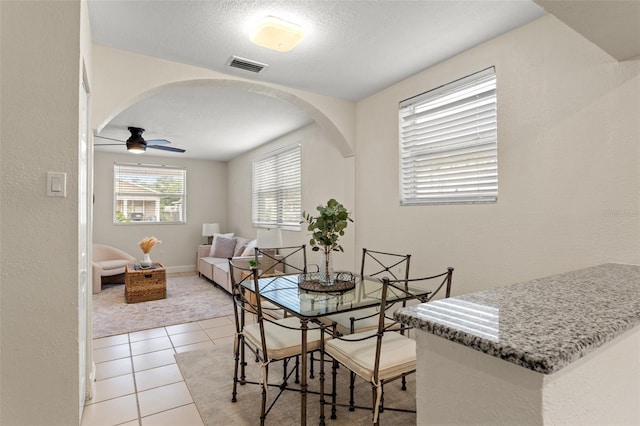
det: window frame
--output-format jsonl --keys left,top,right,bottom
{"left": 252, "top": 144, "right": 302, "bottom": 231}
{"left": 399, "top": 67, "right": 498, "bottom": 205}
{"left": 113, "top": 162, "right": 187, "bottom": 225}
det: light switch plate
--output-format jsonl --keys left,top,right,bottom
{"left": 47, "top": 171, "right": 67, "bottom": 197}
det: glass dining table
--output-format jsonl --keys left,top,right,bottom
{"left": 240, "top": 272, "right": 430, "bottom": 425}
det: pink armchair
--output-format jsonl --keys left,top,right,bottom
{"left": 92, "top": 243, "right": 137, "bottom": 294}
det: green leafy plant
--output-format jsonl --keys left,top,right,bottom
{"left": 302, "top": 199, "right": 353, "bottom": 282}
{"left": 302, "top": 198, "right": 353, "bottom": 253}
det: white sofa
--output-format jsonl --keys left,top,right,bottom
{"left": 92, "top": 243, "right": 137, "bottom": 294}
{"left": 197, "top": 235, "right": 255, "bottom": 294}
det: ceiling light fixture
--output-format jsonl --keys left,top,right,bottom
{"left": 250, "top": 16, "right": 304, "bottom": 52}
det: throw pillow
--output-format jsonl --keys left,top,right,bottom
{"left": 210, "top": 236, "right": 237, "bottom": 258}
{"left": 241, "top": 239, "right": 257, "bottom": 257}
{"left": 209, "top": 233, "right": 234, "bottom": 256}
{"left": 233, "top": 237, "right": 251, "bottom": 257}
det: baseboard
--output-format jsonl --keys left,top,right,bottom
{"left": 165, "top": 264, "right": 197, "bottom": 274}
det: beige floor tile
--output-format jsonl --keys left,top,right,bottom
{"left": 132, "top": 348, "right": 176, "bottom": 372}
{"left": 91, "top": 374, "right": 135, "bottom": 403}
{"left": 81, "top": 394, "right": 139, "bottom": 426}
{"left": 93, "top": 333, "right": 129, "bottom": 350}
{"left": 131, "top": 336, "right": 173, "bottom": 356}
{"left": 204, "top": 323, "right": 235, "bottom": 340}
{"left": 169, "top": 329, "right": 210, "bottom": 347}
{"left": 174, "top": 340, "right": 215, "bottom": 353}
{"left": 129, "top": 327, "right": 168, "bottom": 343}
{"left": 94, "top": 343, "right": 131, "bottom": 364}
{"left": 137, "top": 381, "right": 193, "bottom": 417}
{"left": 165, "top": 321, "right": 202, "bottom": 335}
{"left": 95, "top": 357, "right": 133, "bottom": 381}
{"left": 134, "top": 364, "right": 184, "bottom": 392}
{"left": 212, "top": 335, "right": 235, "bottom": 346}
{"left": 141, "top": 403, "right": 204, "bottom": 426}
{"left": 198, "top": 316, "right": 233, "bottom": 329}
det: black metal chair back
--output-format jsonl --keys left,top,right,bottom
{"left": 360, "top": 248, "right": 411, "bottom": 282}
{"left": 254, "top": 244, "right": 308, "bottom": 277}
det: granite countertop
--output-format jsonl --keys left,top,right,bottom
{"left": 395, "top": 263, "right": 640, "bottom": 374}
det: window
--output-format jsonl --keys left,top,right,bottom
{"left": 399, "top": 67, "right": 497, "bottom": 205}
{"left": 252, "top": 145, "right": 301, "bottom": 231}
{"left": 113, "top": 163, "right": 186, "bottom": 224}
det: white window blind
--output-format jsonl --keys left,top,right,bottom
{"left": 399, "top": 67, "right": 497, "bottom": 205}
{"left": 113, "top": 163, "right": 186, "bottom": 224}
{"left": 252, "top": 145, "right": 302, "bottom": 231}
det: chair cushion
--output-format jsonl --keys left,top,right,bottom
{"left": 325, "top": 331, "right": 415, "bottom": 382}
{"left": 322, "top": 307, "right": 391, "bottom": 335}
{"left": 244, "top": 316, "right": 324, "bottom": 360}
{"left": 96, "top": 259, "right": 131, "bottom": 271}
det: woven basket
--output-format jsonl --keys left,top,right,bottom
{"left": 125, "top": 263, "right": 166, "bottom": 303}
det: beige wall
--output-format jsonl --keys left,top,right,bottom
{"left": 0, "top": 1, "right": 87, "bottom": 424}
{"left": 227, "top": 123, "right": 356, "bottom": 271}
{"left": 93, "top": 151, "right": 227, "bottom": 271}
{"left": 355, "top": 15, "right": 640, "bottom": 294}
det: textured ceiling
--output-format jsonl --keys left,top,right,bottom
{"left": 90, "top": 0, "right": 547, "bottom": 160}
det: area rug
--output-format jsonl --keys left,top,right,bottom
{"left": 175, "top": 343, "right": 416, "bottom": 425}
{"left": 93, "top": 274, "right": 234, "bottom": 338}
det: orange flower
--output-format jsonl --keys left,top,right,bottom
{"left": 139, "top": 236, "right": 161, "bottom": 254}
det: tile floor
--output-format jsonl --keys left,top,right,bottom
{"left": 81, "top": 314, "right": 237, "bottom": 426}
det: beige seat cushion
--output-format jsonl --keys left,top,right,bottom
{"left": 97, "top": 259, "right": 131, "bottom": 271}
{"left": 244, "top": 316, "right": 324, "bottom": 360}
{"left": 322, "top": 307, "right": 391, "bottom": 335}
{"left": 322, "top": 305, "right": 402, "bottom": 336}
{"left": 325, "top": 330, "right": 415, "bottom": 382}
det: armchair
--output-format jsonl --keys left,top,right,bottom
{"left": 92, "top": 243, "right": 137, "bottom": 294}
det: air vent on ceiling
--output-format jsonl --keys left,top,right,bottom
{"left": 227, "top": 56, "right": 269, "bottom": 73}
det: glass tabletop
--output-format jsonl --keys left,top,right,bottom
{"left": 241, "top": 273, "right": 430, "bottom": 319}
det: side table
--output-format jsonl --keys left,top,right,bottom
{"left": 125, "top": 263, "right": 166, "bottom": 303}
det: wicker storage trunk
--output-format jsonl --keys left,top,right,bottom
{"left": 125, "top": 263, "right": 166, "bottom": 303}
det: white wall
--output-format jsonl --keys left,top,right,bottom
{"left": 0, "top": 1, "right": 87, "bottom": 424}
{"left": 93, "top": 151, "right": 227, "bottom": 271}
{"left": 355, "top": 15, "right": 640, "bottom": 294}
{"left": 227, "top": 123, "right": 356, "bottom": 271}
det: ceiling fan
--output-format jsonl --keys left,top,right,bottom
{"left": 94, "top": 127, "right": 186, "bottom": 154}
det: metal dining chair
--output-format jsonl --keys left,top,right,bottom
{"left": 319, "top": 248, "right": 411, "bottom": 410}
{"left": 319, "top": 267, "right": 454, "bottom": 425}
{"left": 229, "top": 252, "right": 326, "bottom": 425}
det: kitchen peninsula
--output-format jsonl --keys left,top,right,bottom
{"left": 396, "top": 263, "right": 640, "bottom": 425}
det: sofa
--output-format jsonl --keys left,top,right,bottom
{"left": 197, "top": 235, "right": 257, "bottom": 294}
{"left": 92, "top": 243, "right": 137, "bottom": 294}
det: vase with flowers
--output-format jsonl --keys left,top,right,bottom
{"left": 302, "top": 198, "right": 353, "bottom": 284}
{"left": 139, "top": 236, "right": 162, "bottom": 268}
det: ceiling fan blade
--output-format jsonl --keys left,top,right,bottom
{"left": 145, "top": 139, "right": 171, "bottom": 146}
{"left": 148, "top": 145, "right": 186, "bottom": 153}
{"left": 95, "top": 134, "right": 125, "bottom": 143}
{"left": 94, "top": 143, "right": 125, "bottom": 146}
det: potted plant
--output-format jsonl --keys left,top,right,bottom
{"left": 302, "top": 198, "right": 353, "bottom": 283}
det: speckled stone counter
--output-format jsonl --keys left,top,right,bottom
{"left": 395, "top": 263, "right": 640, "bottom": 374}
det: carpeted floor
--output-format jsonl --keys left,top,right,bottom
{"left": 175, "top": 343, "right": 416, "bottom": 425}
{"left": 92, "top": 273, "right": 234, "bottom": 338}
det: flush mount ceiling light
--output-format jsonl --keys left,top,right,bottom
{"left": 250, "top": 16, "right": 304, "bottom": 52}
